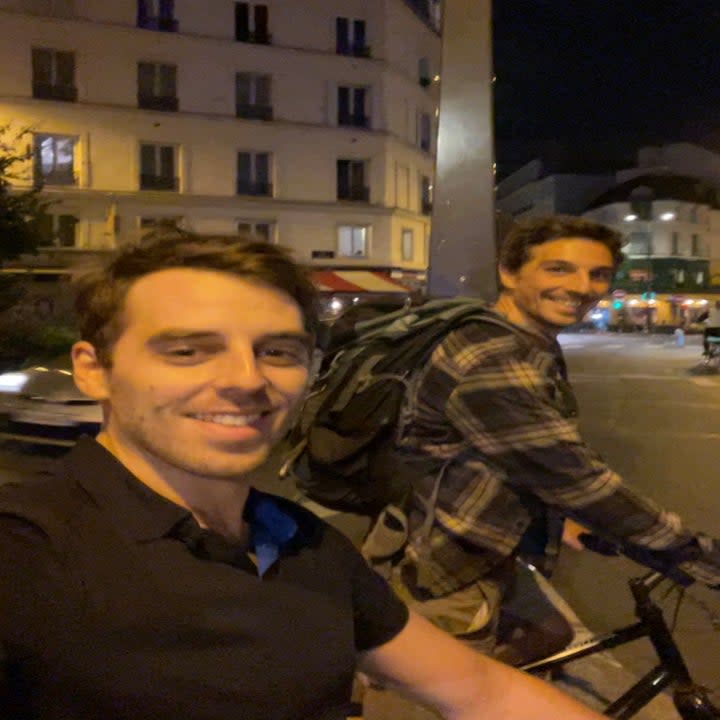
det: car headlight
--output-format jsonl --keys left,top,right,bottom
{"left": 0, "top": 372, "right": 29, "bottom": 393}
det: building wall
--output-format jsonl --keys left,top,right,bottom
{"left": 0, "top": 0, "right": 438, "bottom": 273}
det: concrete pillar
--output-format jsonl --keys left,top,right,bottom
{"left": 427, "top": 0, "right": 496, "bottom": 299}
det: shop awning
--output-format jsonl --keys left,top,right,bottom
{"left": 311, "top": 270, "right": 411, "bottom": 293}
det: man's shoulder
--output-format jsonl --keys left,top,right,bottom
{"left": 0, "top": 457, "right": 82, "bottom": 536}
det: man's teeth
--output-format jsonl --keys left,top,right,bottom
{"left": 556, "top": 299, "right": 580, "bottom": 308}
{"left": 193, "top": 413, "right": 262, "bottom": 426}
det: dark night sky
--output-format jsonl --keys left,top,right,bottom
{"left": 492, "top": 1, "right": 720, "bottom": 179}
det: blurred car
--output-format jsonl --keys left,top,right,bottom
{"left": 0, "top": 356, "right": 101, "bottom": 444}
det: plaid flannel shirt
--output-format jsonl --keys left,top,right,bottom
{"left": 400, "top": 315, "right": 694, "bottom": 597}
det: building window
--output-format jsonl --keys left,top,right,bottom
{"left": 236, "top": 73, "right": 273, "bottom": 120}
{"left": 33, "top": 133, "right": 76, "bottom": 186}
{"left": 418, "top": 111, "right": 432, "bottom": 152}
{"left": 235, "top": 2, "right": 271, "bottom": 43}
{"left": 401, "top": 228, "right": 414, "bottom": 261}
{"left": 237, "top": 220, "right": 275, "bottom": 242}
{"left": 139, "top": 143, "right": 178, "bottom": 191}
{"left": 138, "top": 0, "right": 177, "bottom": 31}
{"left": 137, "top": 0, "right": 178, "bottom": 31}
{"left": 337, "top": 225, "right": 368, "bottom": 257}
{"left": 671, "top": 232, "right": 679, "bottom": 255}
{"left": 38, "top": 213, "right": 78, "bottom": 247}
{"left": 32, "top": 48, "right": 76, "bottom": 102}
{"left": 338, "top": 86, "right": 369, "bottom": 128}
{"left": 337, "top": 160, "right": 368, "bottom": 202}
{"left": 420, "top": 175, "right": 433, "bottom": 214}
{"left": 336, "top": 18, "right": 369, "bottom": 57}
{"left": 696, "top": 271, "right": 705, "bottom": 286}
{"left": 691, "top": 234, "right": 703, "bottom": 256}
{"left": 137, "top": 62, "right": 177, "bottom": 111}
{"left": 418, "top": 57, "right": 431, "bottom": 86}
{"left": 237, "top": 152, "right": 272, "bottom": 196}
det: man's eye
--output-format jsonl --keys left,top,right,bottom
{"left": 258, "top": 345, "right": 309, "bottom": 366}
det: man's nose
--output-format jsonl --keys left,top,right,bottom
{"left": 567, "top": 272, "right": 593, "bottom": 296}
{"left": 215, "top": 349, "right": 267, "bottom": 393}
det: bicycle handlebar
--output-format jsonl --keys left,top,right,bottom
{"left": 579, "top": 533, "right": 697, "bottom": 588}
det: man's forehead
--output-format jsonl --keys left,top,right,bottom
{"left": 528, "top": 236, "right": 614, "bottom": 264}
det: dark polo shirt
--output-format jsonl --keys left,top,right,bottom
{"left": 0, "top": 438, "right": 408, "bottom": 720}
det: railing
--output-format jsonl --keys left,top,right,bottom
{"left": 338, "top": 111, "right": 369, "bottom": 128}
{"left": 337, "top": 184, "right": 370, "bottom": 202}
{"left": 140, "top": 174, "right": 178, "bottom": 191}
{"left": 336, "top": 42, "right": 372, "bottom": 58}
{"left": 236, "top": 181, "right": 273, "bottom": 197}
{"left": 138, "top": 16, "right": 178, "bottom": 32}
{"left": 32, "top": 83, "right": 77, "bottom": 102}
{"left": 236, "top": 31, "right": 272, "bottom": 44}
{"left": 236, "top": 104, "right": 273, "bottom": 121}
{"left": 36, "top": 169, "right": 76, "bottom": 186}
{"left": 137, "top": 94, "right": 178, "bottom": 112}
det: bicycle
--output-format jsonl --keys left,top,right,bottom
{"left": 520, "top": 538, "right": 720, "bottom": 719}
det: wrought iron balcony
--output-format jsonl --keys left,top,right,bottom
{"left": 236, "top": 181, "right": 273, "bottom": 197}
{"left": 32, "top": 83, "right": 77, "bottom": 102}
{"left": 140, "top": 174, "right": 178, "bottom": 191}
{"left": 138, "top": 16, "right": 179, "bottom": 32}
{"left": 338, "top": 184, "right": 370, "bottom": 202}
{"left": 137, "top": 94, "right": 178, "bottom": 112}
{"left": 236, "top": 104, "right": 273, "bottom": 121}
{"left": 338, "top": 111, "right": 369, "bottom": 128}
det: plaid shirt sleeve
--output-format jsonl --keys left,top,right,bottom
{"left": 435, "top": 323, "right": 695, "bottom": 553}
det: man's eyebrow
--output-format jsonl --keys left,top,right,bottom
{"left": 146, "top": 330, "right": 314, "bottom": 347}
{"left": 147, "top": 330, "right": 223, "bottom": 344}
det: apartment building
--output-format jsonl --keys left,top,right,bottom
{"left": 0, "top": 0, "right": 441, "bottom": 286}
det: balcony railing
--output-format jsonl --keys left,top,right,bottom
{"left": 338, "top": 111, "right": 369, "bottom": 128}
{"left": 237, "top": 181, "right": 273, "bottom": 197}
{"left": 138, "top": 94, "right": 179, "bottom": 112}
{"left": 338, "top": 184, "right": 370, "bottom": 202}
{"left": 236, "top": 30, "right": 272, "bottom": 44}
{"left": 236, "top": 104, "right": 273, "bottom": 121}
{"left": 140, "top": 174, "right": 178, "bottom": 191}
{"left": 34, "top": 168, "right": 76, "bottom": 187}
{"left": 138, "top": 16, "right": 178, "bottom": 32}
{"left": 32, "top": 83, "right": 77, "bottom": 102}
{"left": 336, "top": 42, "right": 372, "bottom": 58}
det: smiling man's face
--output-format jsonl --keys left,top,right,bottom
{"left": 498, "top": 237, "right": 615, "bottom": 336}
{"left": 73, "top": 268, "right": 311, "bottom": 483}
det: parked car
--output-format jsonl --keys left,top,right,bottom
{"left": 0, "top": 356, "right": 101, "bottom": 445}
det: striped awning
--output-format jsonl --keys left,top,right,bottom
{"left": 311, "top": 270, "right": 411, "bottom": 293}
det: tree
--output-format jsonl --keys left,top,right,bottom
{"left": 0, "top": 124, "right": 51, "bottom": 263}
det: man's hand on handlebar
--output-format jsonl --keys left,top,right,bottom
{"left": 678, "top": 534, "right": 720, "bottom": 590}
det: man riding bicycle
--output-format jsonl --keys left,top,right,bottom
{"left": 367, "top": 216, "right": 720, "bottom": 668}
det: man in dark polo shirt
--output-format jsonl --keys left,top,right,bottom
{"left": 0, "top": 233, "right": 608, "bottom": 720}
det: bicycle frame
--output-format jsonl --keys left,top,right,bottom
{"left": 521, "top": 572, "right": 719, "bottom": 719}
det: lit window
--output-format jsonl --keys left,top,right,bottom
{"left": 401, "top": 228, "right": 414, "bottom": 261}
{"left": 33, "top": 133, "right": 76, "bottom": 186}
{"left": 338, "top": 225, "right": 368, "bottom": 257}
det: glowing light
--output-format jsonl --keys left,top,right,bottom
{"left": 659, "top": 211, "right": 676, "bottom": 221}
{"left": 624, "top": 214, "right": 638, "bottom": 222}
{"left": 0, "top": 372, "right": 29, "bottom": 393}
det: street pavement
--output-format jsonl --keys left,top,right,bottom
{"left": 0, "top": 332, "right": 717, "bottom": 718}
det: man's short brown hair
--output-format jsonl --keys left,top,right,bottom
{"left": 499, "top": 215, "right": 625, "bottom": 273}
{"left": 74, "top": 230, "right": 319, "bottom": 365}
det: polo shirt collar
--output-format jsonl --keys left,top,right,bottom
{"left": 66, "top": 437, "right": 302, "bottom": 573}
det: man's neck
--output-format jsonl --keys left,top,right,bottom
{"left": 492, "top": 294, "right": 560, "bottom": 342}
{"left": 95, "top": 431, "right": 250, "bottom": 541}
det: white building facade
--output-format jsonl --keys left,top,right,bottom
{"left": 0, "top": 0, "right": 441, "bottom": 282}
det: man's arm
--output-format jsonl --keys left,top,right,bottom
{"left": 434, "top": 326, "right": 717, "bottom": 582}
{"left": 359, "top": 610, "right": 604, "bottom": 720}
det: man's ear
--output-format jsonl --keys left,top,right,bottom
{"left": 497, "top": 264, "right": 518, "bottom": 291}
{"left": 71, "top": 341, "right": 110, "bottom": 400}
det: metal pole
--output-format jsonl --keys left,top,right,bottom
{"left": 427, "top": 0, "right": 496, "bottom": 299}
